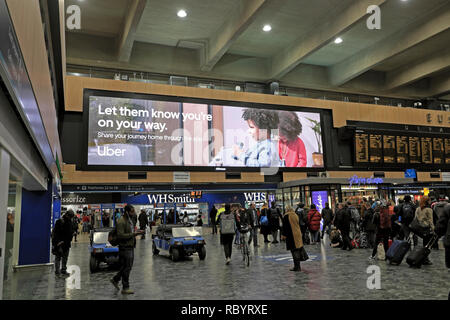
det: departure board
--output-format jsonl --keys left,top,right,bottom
{"left": 409, "top": 137, "right": 421, "bottom": 163}
{"left": 433, "top": 138, "right": 444, "bottom": 164}
{"left": 355, "top": 133, "right": 369, "bottom": 163}
{"left": 421, "top": 137, "right": 433, "bottom": 164}
{"left": 396, "top": 136, "right": 408, "bottom": 164}
{"left": 383, "top": 135, "right": 396, "bottom": 163}
{"left": 369, "top": 134, "right": 382, "bottom": 163}
{"left": 446, "top": 138, "right": 450, "bottom": 164}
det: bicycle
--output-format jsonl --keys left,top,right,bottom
{"left": 239, "top": 226, "right": 251, "bottom": 267}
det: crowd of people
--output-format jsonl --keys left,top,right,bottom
{"left": 49, "top": 196, "right": 450, "bottom": 294}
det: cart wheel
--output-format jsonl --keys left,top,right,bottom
{"left": 89, "top": 255, "right": 98, "bottom": 273}
{"left": 171, "top": 248, "right": 180, "bottom": 262}
{"left": 152, "top": 242, "right": 159, "bottom": 255}
{"left": 198, "top": 246, "right": 206, "bottom": 260}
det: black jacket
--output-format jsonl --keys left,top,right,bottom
{"left": 237, "top": 209, "right": 254, "bottom": 230}
{"left": 321, "top": 207, "right": 333, "bottom": 223}
{"left": 138, "top": 212, "right": 148, "bottom": 228}
{"left": 268, "top": 207, "right": 281, "bottom": 229}
{"left": 335, "top": 207, "right": 351, "bottom": 232}
{"left": 436, "top": 203, "right": 450, "bottom": 247}
{"left": 52, "top": 217, "right": 73, "bottom": 250}
{"left": 209, "top": 207, "right": 218, "bottom": 221}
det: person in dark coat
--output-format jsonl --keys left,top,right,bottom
{"left": 259, "top": 202, "right": 271, "bottom": 243}
{"left": 209, "top": 205, "right": 218, "bottom": 234}
{"left": 281, "top": 205, "right": 305, "bottom": 271}
{"left": 269, "top": 202, "right": 282, "bottom": 243}
{"left": 321, "top": 203, "right": 333, "bottom": 239}
{"left": 52, "top": 210, "right": 75, "bottom": 276}
{"left": 138, "top": 210, "right": 148, "bottom": 239}
{"left": 335, "top": 203, "right": 353, "bottom": 251}
{"left": 435, "top": 203, "right": 450, "bottom": 268}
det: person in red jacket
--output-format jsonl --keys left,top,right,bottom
{"left": 278, "top": 111, "right": 307, "bottom": 167}
{"left": 307, "top": 204, "right": 322, "bottom": 243}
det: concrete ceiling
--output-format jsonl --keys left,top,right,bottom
{"left": 65, "top": 0, "right": 450, "bottom": 101}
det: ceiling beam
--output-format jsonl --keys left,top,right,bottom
{"left": 117, "top": 0, "right": 147, "bottom": 62}
{"left": 269, "top": 0, "right": 387, "bottom": 80}
{"left": 329, "top": 3, "right": 450, "bottom": 86}
{"left": 200, "top": 0, "right": 269, "bottom": 72}
{"left": 385, "top": 46, "right": 450, "bottom": 90}
{"left": 428, "top": 73, "right": 450, "bottom": 97}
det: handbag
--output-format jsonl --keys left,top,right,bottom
{"left": 409, "top": 217, "right": 432, "bottom": 238}
{"left": 299, "top": 247, "right": 309, "bottom": 261}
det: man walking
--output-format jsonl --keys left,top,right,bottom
{"left": 248, "top": 202, "right": 259, "bottom": 247}
{"left": 335, "top": 203, "right": 353, "bottom": 251}
{"left": 210, "top": 205, "right": 218, "bottom": 234}
{"left": 138, "top": 209, "right": 148, "bottom": 239}
{"left": 111, "top": 204, "right": 144, "bottom": 294}
{"left": 52, "top": 210, "right": 74, "bottom": 277}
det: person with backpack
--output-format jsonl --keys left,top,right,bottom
{"left": 307, "top": 204, "right": 321, "bottom": 243}
{"left": 395, "top": 195, "right": 418, "bottom": 246}
{"left": 348, "top": 202, "right": 360, "bottom": 238}
{"left": 412, "top": 196, "right": 434, "bottom": 265}
{"left": 321, "top": 203, "right": 333, "bottom": 239}
{"left": 369, "top": 203, "right": 392, "bottom": 261}
{"left": 217, "top": 204, "right": 238, "bottom": 265}
{"left": 435, "top": 203, "right": 450, "bottom": 269}
{"left": 52, "top": 210, "right": 75, "bottom": 277}
{"left": 110, "top": 204, "right": 144, "bottom": 294}
{"left": 269, "top": 202, "right": 282, "bottom": 243}
{"left": 248, "top": 202, "right": 259, "bottom": 247}
{"left": 259, "top": 202, "right": 271, "bottom": 243}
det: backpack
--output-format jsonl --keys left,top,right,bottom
{"left": 358, "top": 232, "right": 370, "bottom": 249}
{"left": 269, "top": 208, "right": 279, "bottom": 222}
{"left": 379, "top": 207, "right": 391, "bottom": 229}
{"left": 350, "top": 207, "right": 360, "bottom": 223}
{"left": 260, "top": 215, "right": 269, "bottom": 226}
{"left": 220, "top": 213, "right": 236, "bottom": 235}
{"left": 401, "top": 203, "right": 415, "bottom": 225}
{"left": 108, "top": 225, "right": 119, "bottom": 246}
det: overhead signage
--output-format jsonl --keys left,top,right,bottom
{"left": 61, "top": 193, "right": 114, "bottom": 204}
{"left": 348, "top": 175, "right": 383, "bottom": 187}
{"left": 147, "top": 193, "right": 196, "bottom": 204}
{"left": 244, "top": 192, "right": 267, "bottom": 202}
{"left": 173, "top": 171, "right": 190, "bottom": 183}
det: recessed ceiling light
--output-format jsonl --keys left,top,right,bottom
{"left": 334, "top": 37, "right": 343, "bottom": 44}
{"left": 263, "top": 25, "right": 272, "bottom": 32}
{"left": 177, "top": 10, "right": 187, "bottom": 18}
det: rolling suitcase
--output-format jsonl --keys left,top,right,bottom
{"left": 406, "top": 234, "right": 438, "bottom": 268}
{"left": 386, "top": 239, "right": 410, "bottom": 265}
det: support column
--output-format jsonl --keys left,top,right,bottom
{"left": 0, "top": 148, "right": 11, "bottom": 300}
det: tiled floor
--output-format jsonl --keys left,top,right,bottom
{"left": 2, "top": 228, "right": 449, "bottom": 300}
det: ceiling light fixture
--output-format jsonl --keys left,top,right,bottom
{"left": 177, "top": 10, "right": 187, "bottom": 18}
{"left": 334, "top": 37, "right": 343, "bottom": 44}
{"left": 263, "top": 25, "right": 272, "bottom": 32}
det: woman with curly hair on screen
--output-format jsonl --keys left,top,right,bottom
{"left": 233, "top": 108, "right": 279, "bottom": 167}
{"left": 278, "top": 111, "right": 307, "bottom": 167}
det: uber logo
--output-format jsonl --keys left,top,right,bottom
{"left": 66, "top": 265, "right": 81, "bottom": 290}
{"left": 366, "top": 265, "right": 381, "bottom": 290}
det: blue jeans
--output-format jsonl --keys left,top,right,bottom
{"left": 310, "top": 230, "right": 320, "bottom": 243}
{"left": 235, "top": 229, "right": 240, "bottom": 244}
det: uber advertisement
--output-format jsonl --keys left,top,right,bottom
{"left": 87, "top": 95, "right": 324, "bottom": 168}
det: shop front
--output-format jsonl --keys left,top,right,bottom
{"left": 277, "top": 175, "right": 415, "bottom": 211}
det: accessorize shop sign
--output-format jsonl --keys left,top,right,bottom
{"left": 61, "top": 193, "right": 113, "bottom": 204}
{"left": 348, "top": 175, "right": 383, "bottom": 187}
{"left": 147, "top": 193, "right": 196, "bottom": 204}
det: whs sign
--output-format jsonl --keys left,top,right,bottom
{"left": 244, "top": 192, "right": 266, "bottom": 202}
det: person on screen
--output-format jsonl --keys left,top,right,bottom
{"left": 277, "top": 111, "right": 307, "bottom": 167}
{"left": 233, "top": 108, "right": 279, "bottom": 167}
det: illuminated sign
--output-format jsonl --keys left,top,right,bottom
{"left": 348, "top": 175, "right": 383, "bottom": 187}
{"left": 147, "top": 193, "right": 195, "bottom": 204}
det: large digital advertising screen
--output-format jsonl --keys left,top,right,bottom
{"left": 86, "top": 93, "right": 324, "bottom": 169}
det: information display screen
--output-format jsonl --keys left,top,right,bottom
{"left": 432, "top": 138, "right": 444, "bottom": 164}
{"left": 87, "top": 95, "right": 324, "bottom": 169}
{"left": 383, "top": 135, "right": 396, "bottom": 163}
{"left": 369, "top": 134, "right": 382, "bottom": 163}
{"left": 421, "top": 137, "right": 433, "bottom": 164}
{"left": 409, "top": 137, "right": 421, "bottom": 164}
{"left": 355, "top": 133, "right": 369, "bottom": 163}
{"left": 396, "top": 136, "right": 408, "bottom": 164}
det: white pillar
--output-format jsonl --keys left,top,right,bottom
{"left": 0, "top": 148, "right": 11, "bottom": 300}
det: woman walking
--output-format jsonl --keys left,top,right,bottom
{"left": 281, "top": 205, "right": 307, "bottom": 272}
{"left": 260, "top": 202, "right": 271, "bottom": 243}
{"left": 218, "top": 204, "right": 238, "bottom": 265}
